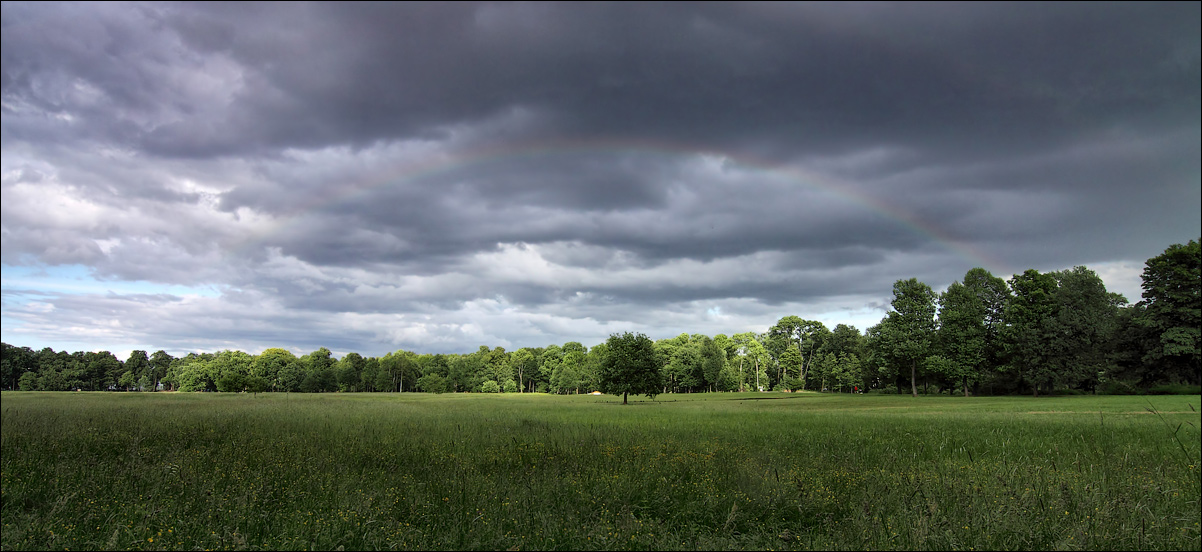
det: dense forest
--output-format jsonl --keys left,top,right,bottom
{"left": 3, "top": 240, "right": 1198, "bottom": 396}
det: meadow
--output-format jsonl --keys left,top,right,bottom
{"left": 2, "top": 391, "right": 1199, "bottom": 551}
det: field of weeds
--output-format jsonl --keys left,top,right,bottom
{"left": 2, "top": 391, "right": 1199, "bottom": 550}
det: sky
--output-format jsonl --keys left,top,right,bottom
{"left": 2, "top": 2, "right": 1199, "bottom": 359}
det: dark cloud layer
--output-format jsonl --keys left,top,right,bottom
{"left": 2, "top": 2, "right": 1198, "bottom": 355}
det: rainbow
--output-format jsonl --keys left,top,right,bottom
{"left": 235, "top": 136, "right": 1003, "bottom": 273}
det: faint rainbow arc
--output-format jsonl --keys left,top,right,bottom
{"left": 235, "top": 138, "right": 1002, "bottom": 273}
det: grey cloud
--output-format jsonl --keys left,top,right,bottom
{"left": 2, "top": 2, "right": 1198, "bottom": 355}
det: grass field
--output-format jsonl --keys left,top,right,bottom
{"left": 2, "top": 391, "right": 1199, "bottom": 550}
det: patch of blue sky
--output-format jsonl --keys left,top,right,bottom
{"left": 0, "top": 264, "right": 221, "bottom": 301}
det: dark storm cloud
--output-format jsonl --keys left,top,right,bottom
{"left": 2, "top": 2, "right": 1198, "bottom": 354}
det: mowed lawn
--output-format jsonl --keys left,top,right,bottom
{"left": 2, "top": 391, "right": 1198, "bottom": 550}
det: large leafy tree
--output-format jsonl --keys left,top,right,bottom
{"left": 769, "top": 316, "right": 828, "bottom": 389}
{"left": 253, "top": 348, "right": 298, "bottom": 392}
{"left": 1004, "top": 269, "right": 1058, "bottom": 396}
{"left": 149, "top": 350, "right": 174, "bottom": 391}
{"left": 598, "top": 332, "right": 661, "bottom": 404}
{"left": 731, "top": 332, "right": 770, "bottom": 392}
{"left": 1, "top": 343, "right": 36, "bottom": 390}
{"left": 697, "top": 336, "right": 721, "bottom": 394}
{"left": 1138, "top": 239, "right": 1201, "bottom": 385}
{"left": 508, "top": 348, "right": 537, "bottom": 393}
{"left": 123, "top": 351, "right": 149, "bottom": 391}
{"left": 1048, "top": 266, "right": 1125, "bottom": 391}
{"left": 880, "top": 278, "right": 938, "bottom": 397}
{"left": 936, "top": 268, "right": 1009, "bottom": 397}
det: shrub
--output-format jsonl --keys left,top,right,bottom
{"left": 480, "top": 380, "right": 500, "bottom": 393}
{"left": 417, "top": 374, "right": 448, "bottom": 394}
{"left": 1097, "top": 380, "right": 1140, "bottom": 395}
{"left": 1147, "top": 383, "right": 1202, "bottom": 395}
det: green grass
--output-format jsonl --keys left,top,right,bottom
{"left": 2, "top": 392, "right": 1199, "bottom": 550}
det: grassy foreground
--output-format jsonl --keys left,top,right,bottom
{"left": 2, "top": 392, "right": 1199, "bottom": 551}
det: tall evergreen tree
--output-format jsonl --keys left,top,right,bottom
{"left": 1137, "top": 239, "right": 1201, "bottom": 385}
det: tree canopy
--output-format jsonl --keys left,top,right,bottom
{"left": 598, "top": 332, "right": 662, "bottom": 404}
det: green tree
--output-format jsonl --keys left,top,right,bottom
{"left": 417, "top": 373, "right": 448, "bottom": 394}
{"left": 836, "top": 353, "right": 863, "bottom": 392}
{"left": 254, "top": 348, "right": 299, "bottom": 392}
{"left": 731, "top": 332, "right": 770, "bottom": 391}
{"left": 1004, "top": 269, "right": 1058, "bottom": 396}
{"left": 769, "top": 316, "right": 829, "bottom": 389}
{"left": 125, "top": 350, "right": 150, "bottom": 390}
{"left": 539, "top": 345, "right": 562, "bottom": 392}
{"left": 778, "top": 347, "right": 803, "bottom": 390}
{"left": 86, "top": 351, "right": 124, "bottom": 391}
{"left": 598, "top": 332, "right": 662, "bottom": 405}
{"left": 881, "top": 278, "right": 938, "bottom": 397}
{"left": 149, "top": 350, "right": 174, "bottom": 391}
{"left": 18, "top": 371, "right": 39, "bottom": 391}
{"left": 509, "top": 348, "right": 537, "bottom": 393}
{"left": 938, "top": 278, "right": 988, "bottom": 397}
{"left": 1048, "top": 266, "right": 1125, "bottom": 391}
{"left": 216, "top": 371, "right": 246, "bottom": 393}
{"left": 245, "top": 375, "right": 268, "bottom": 396}
{"left": 1138, "top": 239, "right": 1201, "bottom": 385}
{"left": 337, "top": 352, "right": 366, "bottom": 392}
{"left": 1, "top": 344, "right": 37, "bottom": 390}
{"left": 360, "top": 357, "right": 379, "bottom": 392}
{"left": 698, "top": 336, "right": 725, "bottom": 392}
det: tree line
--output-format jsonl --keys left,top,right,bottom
{"left": 2, "top": 239, "right": 1198, "bottom": 396}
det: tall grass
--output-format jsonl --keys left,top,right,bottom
{"left": 2, "top": 392, "right": 1199, "bottom": 550}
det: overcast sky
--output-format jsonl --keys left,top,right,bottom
{"left": 2, "top": 2, "right": 1199, "bottom": 359}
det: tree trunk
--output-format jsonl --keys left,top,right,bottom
{"left": 963, "top": 376, "right": 969, "bottom": 398}
{"left": 623, "top": 391, "right": 628, "bottom": 405}
{"left": 911, "top": 360, "right": 918, "bottom": 397}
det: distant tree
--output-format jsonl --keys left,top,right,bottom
{"left": 835, "top": 353, "right": 863, "bottom": 393}
{"left": 769, "top": 316, "right": 829, "bottom": 389}
{"left": 1048, "top": 266, "right": 1125, "bottom": 391}
{"left": 879, "top": 278, "right": 938, "bottom": 397}
{"left": 417, "top": 373, "right": 448, "bottom": 394}
{"left": 245, "top": 375, "right": 268, "bottom": 396}
{"left": 211, "top": 351, "right": 254, "bottom": 392}
{"left": 539, "top": 345, "right": 562, "bottom": 391}
{"left": 2, "top": 343, "right": 37, "bottom": 390}
{"left": 779, "top": 347, "right": 803, "bottom": 390}
{"left": 360, "top": 357, "right": 379, "bottom": 392}
{"left": 598, "top": 332, "right": 662, "bottom": 405}
{"left": 216, "top": 371, "right": 246, "bottom": 393}
{"left": 509, "top": 348, "right": 537, "bottom": 393}
{"left": 149, "top": 350, "right": 174, "bottom": 391}
{"left": 553, "top": 350, "right": 586, "bottom": 394}
{"left": 254, "top": 348, "right": 299, "bottom": 392}
{"left": 1004, "top": 269, "right": 1059, "bottom": 396}
{"left": 938, "top": 277, "right": 989, "bottom": 397}
{"left": 86, "top": 351, "right": 124, "bottom": 391}
{"left": 18, "top": 371, "right": 38, "bottom": 391}
{"left": 125, "top": 351, "right": 150, "bottom": 390}
{"left": 333, "top": 352, "right": 362, "bottom": 392}
{"left": 731, "top": 332, "right": 770, "bottom": 391}
{"left": 1137, "top": 239, "right": 1201, "bottom": 385}
{"left": 698, "top": 336, "right": 725, "bottom": 392}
